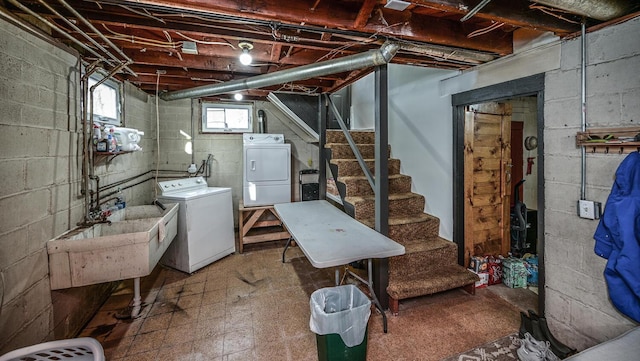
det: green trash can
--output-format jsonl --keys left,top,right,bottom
{"left": 310, "top": 285, "right": 371, "bottom": 361}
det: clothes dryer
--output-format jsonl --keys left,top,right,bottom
{"left": 243, "top": 133, "right": 291, "bottom": 207}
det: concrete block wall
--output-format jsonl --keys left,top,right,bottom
{"left": 0, "top": 18, "right": 80, "bottom": 351}
{"left": 157, "top": 99, "right": 319, "bottom": 226}
{"left": 543, "top": 16, "right": 640, "bottom": 350}
{"left": 0, "top": 17, "right": 157, "bottom": 353}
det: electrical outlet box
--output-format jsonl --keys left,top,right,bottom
{"left": 578, "top": 200, "right": 602, "bottom": 220}
{"left": 181, "top": 41, "right": 198, "bottom": 55}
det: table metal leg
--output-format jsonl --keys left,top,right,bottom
{"left": 344, "top": 259, "right": 388, "bottom": 333}
{"left": 282, "top": 237, "right": 293, "bottom": 263}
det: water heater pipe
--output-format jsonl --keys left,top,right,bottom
{"left": 258, "top": 110, "right": 266, "bottom": 133}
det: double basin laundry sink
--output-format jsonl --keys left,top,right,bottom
{"left": 47, "top": 203, "right": 179, "bottom": 290}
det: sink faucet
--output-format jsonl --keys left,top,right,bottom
{"left": 153, "top": 200, "right": 166, "bottom": 211}
{"left": 77, "top": 211, "right": 112, "bottom": 227}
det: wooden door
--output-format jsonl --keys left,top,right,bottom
{"left": 463, "top": 102, "right": 512, "bottom": 267}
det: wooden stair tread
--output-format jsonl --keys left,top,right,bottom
{"left": 386, "top": 265, "right": 479, "bottom": 299}
{"left": 345, "top": 192, "right": 422, "bottom": 202}
{"left": 330, "top": 158, "right": 398, "bottom": 162}
{"left": 359, "top": 213, "right": 438, "bottom": 228}
{"left": 337, "top": 174, "right": 409, "bottom": 181}
{"left": 400, "top": 237, "right": 456, "bottom": 253}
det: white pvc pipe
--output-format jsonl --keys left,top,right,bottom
{"left": 131, "top": 277, "right": 142, "bottom": 318}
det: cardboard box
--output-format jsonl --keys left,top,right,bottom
{"left": 524, "top": 256, "right": 539, "bottom": 286}
{"left": 469, "top": 255, "right": 488, "bottom": 273}
{"left": 470, "top": 270, "right": 489, "bottom": 289}
{"left": 502, "top": 257, "right": 527, "bottom": 288}
{"left": 487, "top": 256, "right": 503, "bottom": 285}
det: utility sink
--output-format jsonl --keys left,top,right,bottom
{"left": 47, "top": 203, "right": 179, "bottom": 290}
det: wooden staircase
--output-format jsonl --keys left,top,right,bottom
{"left": 325, "top": 130, "right": 478, "bottom": 314}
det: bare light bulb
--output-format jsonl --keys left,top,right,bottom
{"left": 234, "top": 93, "right": 243, "bottom": 101}
{"left": 239, "top": 50, "right": 252, "bottom": 65}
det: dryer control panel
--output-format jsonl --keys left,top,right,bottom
{"left": 243, "top": 133, "right": 284, "bottom": 144}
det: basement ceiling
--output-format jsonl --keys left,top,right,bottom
{"left": 3, "top": 0, "right": 640, "bottom": 100}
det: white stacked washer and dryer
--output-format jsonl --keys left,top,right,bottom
{"left": 242, "top": 133, "right": 291, "bottom": 207}
{"left": 157, "top": 176, "right": 235, "bottom": 273}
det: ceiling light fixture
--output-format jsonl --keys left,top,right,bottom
{"left": 238, "top": 41, "right": 254, "bottom": 65}
{"left": 384, "top": 0, "right": 411, "bottom": 11}
{"left": 234, "top": 93, "right": 244, "bottom": 101}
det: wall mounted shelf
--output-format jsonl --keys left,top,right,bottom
{"left": 576, "top": 127, "right": 640, "bottom": 154}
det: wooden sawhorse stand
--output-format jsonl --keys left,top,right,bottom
{"left": 238, "top": 200, "right": 291, "bottom": 253}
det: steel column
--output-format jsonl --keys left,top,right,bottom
{"left": 318, "top": 94, "right": 327, "bottom": 200}
{"left": 373, "top": 64, "right": 390, "bottom": 309}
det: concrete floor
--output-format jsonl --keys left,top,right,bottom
{"left": 80, "top": 242, "right": 526, "bottom": 360}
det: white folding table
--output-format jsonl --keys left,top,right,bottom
{"left": 274, "top": 200, "right": 405, "bottom": 332}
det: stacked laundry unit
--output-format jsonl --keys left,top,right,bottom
{"left": 242, "top": 133, "right": 291, "bottom": 206}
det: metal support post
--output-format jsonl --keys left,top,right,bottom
{"left": 373, "top": 65, "right": 390, "bottom": 309}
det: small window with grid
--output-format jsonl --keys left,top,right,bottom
{"left": 202, "top": 102, "right": 253, "bottom": 133}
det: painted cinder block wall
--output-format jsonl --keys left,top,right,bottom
{"left": 543, "top": 16, "right": 640, "bottom": 349}
{"left": 0, "top": 18, "right": 157, "bottom": 352}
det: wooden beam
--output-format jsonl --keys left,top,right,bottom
{"left": 412, "top": 0, "right": 580, "bottom": 34}
{"left": 90, "top": 0, "right": 513, "bottom": 53}
{"left": 269, "top": 43, "right": 282, "bottom": 63}
{"left": 353, "top": 0, "right": 377, "bottom": 29}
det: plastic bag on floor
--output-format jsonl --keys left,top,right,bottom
{"left": 309, "top": 284, "right": 371, "bottom": 347}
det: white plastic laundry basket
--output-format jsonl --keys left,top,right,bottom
{"left": 0, "top": 337, "right": 105, "bottom": 361}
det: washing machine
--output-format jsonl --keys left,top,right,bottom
{"left": 157, "top": 176, "right": 234, "bottom": 273}
{"left": 243, "top": 133, "right": 291, "bottom": 207}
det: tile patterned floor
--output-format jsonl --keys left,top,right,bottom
{"left": 80, "top": 242, "right": 523, "bottom": 360}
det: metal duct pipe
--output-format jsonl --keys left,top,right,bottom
{"left": 161, "top": 42, "right": 400, "bottom": 101}
{"left": 531, "top": 0, "right": 635, "bottom": 21}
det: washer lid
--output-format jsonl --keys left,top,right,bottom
{"left": 158, "top": 187, "right": 231, "bottom": 201}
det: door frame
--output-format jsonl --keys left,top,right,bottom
{"left": 452, "top": 73, "right": 546, "bottom": 314}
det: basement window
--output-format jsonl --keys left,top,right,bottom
{"left": 202, "top": 102, "right": 253, "bottom": 133}
{"left": 87, "top": 74, "right": 122, "bottom": 125}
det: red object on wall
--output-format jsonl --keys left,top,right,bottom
{"left": 527, "top": 157, "right": 535, "bottom": 175}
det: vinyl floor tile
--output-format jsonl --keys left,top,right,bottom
{"left": 80, "top": 242, "right": 532, "bottom": 360}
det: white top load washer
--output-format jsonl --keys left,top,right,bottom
{"left": 157, "top": 176, "right": 234, "bottom": 273}
{"left": 243, "top": 133, "right": 291, "bottom": 207}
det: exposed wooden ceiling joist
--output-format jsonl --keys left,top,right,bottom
{"left": 4, "top": 0, "right": 638, "bottom": 99}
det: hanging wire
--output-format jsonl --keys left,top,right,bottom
{"left": 101, "top": 24, "right": 178, "bottom": 48}
{"left": 175, "top": 32, "right": 236, "bottom": 48}
{"left": 467, "top": 21, "right": 505, "bottom": 38}
{"left": 116, "top": 4, "right": 166, "bottom": 24}
{"left": 314, "top": 22, "right": 398, "bottom": 63}
{"left": 529, "top": 4, "right": 581, "bottom": 24}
